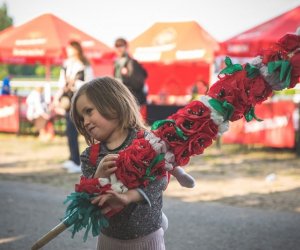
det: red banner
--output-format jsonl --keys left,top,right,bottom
{"left": 222, "top": 101, "right": 297, "bottom": 148}
{"left": 0, "top": 96, "right": 20, "bottom": 132}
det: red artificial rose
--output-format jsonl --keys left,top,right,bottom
{"left": 170, "top": 101, "right": 214, "bottom": 136}
{"left": 208, "top": 70, "right": 273, "bottom": 121}
{"left": 198, "top": 119, "right": 219, "bottom": 139}
{"left": 173, "top": 142, "right": 190, "bottom": 166}
{"left": 152, "top": 122, "right": 185, "bottom": 149}
{"left": 245, "top": 75, "right": 272, "bottom": 105}
{"left": 261, "top": 49, "right": 284, "bottom": 65}
{"left": 147, "top": 157, "right": 167, "bottom": 180}
{"left": 75, "top": 176, "right": 112, "bottom": 194}
{"left": 187, "top": 133, "right": 214, "bottom": 156}
{"left": 208, "top": 71, "right": 248, "bottom": 121}
{"left": 289, "top": 52, "right": 300, "bottom": 88}
{"left": 115, "top": 138, "right": 159, "bottom": 188}
{"left": 278, "top": 34, "right": 300, "bottom": 52}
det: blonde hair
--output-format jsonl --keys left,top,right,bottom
{"left": 71, "top": 76, "right": 146, "bottom": 145}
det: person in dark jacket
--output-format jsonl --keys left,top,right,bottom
{"left": 113, "top": 37, "right": 148, "bottom": 106}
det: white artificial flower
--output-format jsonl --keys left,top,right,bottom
{"left": 250, "top": 55, "right": 286, "bottom": 90}
{"left": 110, "top": 174, "right": 128, "bottom": 193}
{"left": 145, "top": 132, "right": 168, "bottom": 154}
{"left": 218, "top": 121, "right": 229, "bottom": 136}
{"left": 99, "top": 178, "right": 110, "bottom": 186}
{"left": 200, "top": 96, "right": 225, "bottom": 125}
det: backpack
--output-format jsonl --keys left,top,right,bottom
{"left": 123, "top": 58, "right": 148, "bottom": 92}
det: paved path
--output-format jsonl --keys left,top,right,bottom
{"left": 1, "top": 181, "right": 300, "bottom": 250}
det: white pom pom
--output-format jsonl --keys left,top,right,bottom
{"left": 250, "top": 56, "right": 263, "bottom": 67}
{"left": 218, "top": 121, "right": 229, "bottom": 136}
{"left": 99, "top": 178, "right": 110, "bottom": 186}
{"left": 164, "top": 151, "right": 175, "bottom": 163}
{"left": 296, "top": 27, "right": 300, "bottom": 36}
{"left": 199, "top": 95, "right": 225, "bottom": 125}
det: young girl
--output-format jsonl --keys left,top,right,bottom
{"left": 71, "top": 76, "right": 194, "bottom": 249}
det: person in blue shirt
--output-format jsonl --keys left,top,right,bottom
{"left": 1, "top": 76, "right": 11, "bottom": 95}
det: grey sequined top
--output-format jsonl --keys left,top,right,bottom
{"left": 80, "top": 129, "right": 167, "bottom": 240}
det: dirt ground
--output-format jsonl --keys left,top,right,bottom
{"left": 0, "top": 133, "right": 299, "bottom": 213}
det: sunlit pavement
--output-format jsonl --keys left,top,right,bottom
{"left": 1, "top": 181, "right": 300, "bottom": 250}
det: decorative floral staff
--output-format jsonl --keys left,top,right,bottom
{"left": 31, "top": 31, "right": 300, "bottom": 250}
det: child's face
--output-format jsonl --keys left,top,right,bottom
{"left": 76, "top": 94, "right": 119, "bottom": 142}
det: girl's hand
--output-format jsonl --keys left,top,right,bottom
{"left": 91, "top": 190, "right": 128, "bottom": 214}
{"left": 91, "top": 189, "right": 143, "bottom": 215}
{"left": 94, "top": 154, "right": 119, "bottom": 178}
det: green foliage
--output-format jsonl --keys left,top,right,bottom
{"left": 274, "top": 89, "right": 297, "bottom": 95}
{"left": 0, "top": 64, "right": 8, "bottom": 79}
{"left": 0, "top": 2, "right": 13, "bottom": 31}
{"left": 51, "top": 66, "right": 61, "bottom": 79}
{"left": 35, "top": 65, "right": 45, "bottom": 77}
{"left": 8, "top": 64, "right": 36, "bottom": 76}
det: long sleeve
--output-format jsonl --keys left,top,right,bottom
{"left": 137, "top": 177, "right": 167, "bottom": 206}
{"left": 80, "top": 146, "right": 96, "bottom": 178}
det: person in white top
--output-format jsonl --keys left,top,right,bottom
{"left": 54, "top": 40, "right": 94, "bottom": 173}
{"left": 26, "top": 86, "right": 54, "bottom": 141}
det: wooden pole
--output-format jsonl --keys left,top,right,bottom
{"left": 31, "top": 221, "right": 68, "bottom": 250}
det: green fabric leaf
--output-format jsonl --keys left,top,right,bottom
{"left": 145, "top": 153, "right": 165, "bottom": 181}
{"left": 245, "top": 63, "right": 260, "bottom": 78}
{"left": 151, "top": 119, "right": 188, "bottom": 140}
{"left": 219, "top": 56, "right": 243, "bottom": 75}
{"left": 151, "top": 119, "right": 174, "bottom": 130}
{"left": 267, "top": 60, "right": 292, "bottom": 89}
{"left": 244, "top": 107, "right": 263, "bottom": 122}
{"left": 208, "top": 98, "right": 235, "bottom": 121}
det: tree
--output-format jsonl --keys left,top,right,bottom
{"left": 35, "top": 65, "right": 46, "bottom": 78}
{"left": 0, "top": 3, "right": 13, "bottom": 80}
{"left": 0, "top": 2, "right": 13, "bottom": 31}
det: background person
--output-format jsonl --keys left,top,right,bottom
{"left": 113, "top": 37, "right": 148, "bottom": 107}
{"left": 26, "top": 86, "right": 54, "bottom": 141}
{"left": 1, "top": 76, "right": 11, "bottom": 95}
{"left": 54, "top": 40, "right": 94, "bottom": 173}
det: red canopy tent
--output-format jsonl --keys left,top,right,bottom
{"left": 219, "top": 6, "right": 300, "bottom": 58}
{"left": 129, "top": 21, "right": 219, "bottom": 100}
{"left": 0, "top": 13, "right": 114, "bottom": 77}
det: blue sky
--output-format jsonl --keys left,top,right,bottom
{"left": 1, "top": 0, "right": 300, "bottom": 47}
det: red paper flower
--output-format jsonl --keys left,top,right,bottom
{"left": 75, "top": 176, "right": 111, "bottom": 194}
{"left": 208, "top": 70, "right": 272, "bottom": 121}
{"left": 278, "top": 34, "right": 300, "bottom": 52}
{"left": 115, "top": 138, "right": 158, "bottom": 188}
{"left": 261, "top": 49, "right": 283, "bottom": 65}
{"left": 244, "top": 75, "right": 272, "bottom": 105}
{"left": 289, "top": 52, "right": 300, "bottom": 88}
{"left": 170, "top": 101, "right": 215, "bottom": 137}
{"left": 208, "top": 71, "right": 248, "bottom": 121}
{"left": 153, "top": 122, "right": 186, "bottom": 149}
{"left": 188, "top": 132, "right": 214, "bottom": 156}
{"left": 173, "top": 143, "right": 190, "bottom": 166}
